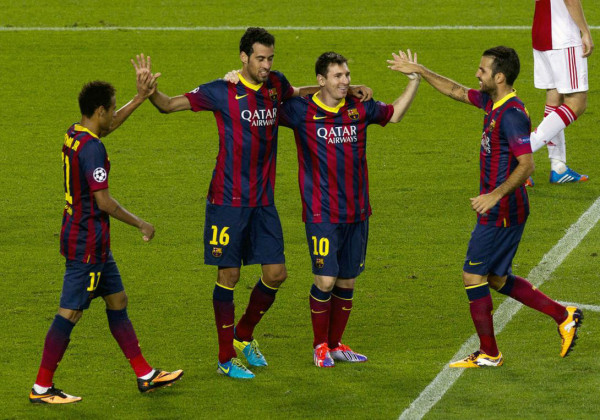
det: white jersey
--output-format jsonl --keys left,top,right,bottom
{"left": 532, "top": 0, "right": 581, "bottom": 51}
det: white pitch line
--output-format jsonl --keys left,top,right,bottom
{"left": 559, "top": 301, "right": 600, "bottom": 313}
{"left": 399, "top": 195, "right": 600, "bottom": 420}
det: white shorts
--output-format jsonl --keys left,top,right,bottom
{"left": 533, "top": 46, "right": 588, "bottom": 94}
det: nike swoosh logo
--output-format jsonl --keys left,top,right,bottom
{"left": 235, "top": 94, "right": 248, "bottom": 100}
{"left": 259, "top": 311, "right": 265, "bottom": 314}
{"left": 311, "top": 309, "right": 327, "bottom": 314}
{"left": 341, "top": 307, "right": 352, "bottom": 311}
{"left": 220, "top": 366, "right": 230, "bottom": 374}
{"left": 468, "top": 261, "right": 483, "bottom": 266}
{"left": 222, "top": 323, "right": 234, "bottom": 328}
{"left": 313, "top": 115, "right": 327, "bottom": 120}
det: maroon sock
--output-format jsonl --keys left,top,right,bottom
{"left": 213, "top": 284, "right": 237, "bottom": 363}
{"left": 310, "top": 285, "right": 332, "bottom": 348}
{"left": 235, "top": 278, "right": 278, "bottom": 342}
{"left": 107, "top": 309, "right": 152, "bottom": 377}
{"left": 328, "top": 286, "right": 353, "bottom": 348}
{"left": 466, "top": 283, "right": 499, "bottom": 357}
{"left": 35, "top": 315, "right": 75, "bottom": 387}
{"left": 498, "top": 275, "right": 567, "bottom": 324}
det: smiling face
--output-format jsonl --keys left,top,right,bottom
{"left": 318, "top": 62, "right": 351, "bottom": 104}
{"left": 241, "top": 42, "right": 274, "bottom": 84}
{"left": 475, "top": 55, "right": 497, "bottom": 95}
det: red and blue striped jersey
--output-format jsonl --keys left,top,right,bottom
{"left": 60, "top": 123, "right": 111, "bottom": 263}
{"left": 468, "top": 90, "right": 532, "bottom": 227}
{"left": 280, "top": 93, "right": 394, "bottom": 223}
{"left": 184, "top": 70, "right": 294, "bottom": 207}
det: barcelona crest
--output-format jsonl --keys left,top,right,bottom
{"left": 315, "top": 258, "right": 324, "bottom": 269}
{"left": 212, "top": 247, "right": 223, "bottom": 258}
{"left": 489, "top": 119, "right": 496, "bottom": 133}
{"left": 347, "top": 108, "right": 359, "bottom": 121}
{"left": 269, "top": 88, "right": 278, "bottom": 102}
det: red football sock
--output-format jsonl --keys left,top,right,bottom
{"left": 213, "top": 284, "right": 237, "bottom": 363}
{"left": 107, "top": 309, "right": 152, "bottom": 377}
{"left": 235, "top": 278, "right": 278, "bottom": 342}
{"left": 35, "top": 315, "right": 75, "bottom": 387}
{"left": 466, "top": 283, "right": 499, "bottom": 357}
{"left": 328, "top": 287, "right": 353, "bottom": 348}
{"left": 499, "top": 275, "right": 567, "bottom": 324}
{"left": 310, "top": 285, "right": 332, "bottom": 348}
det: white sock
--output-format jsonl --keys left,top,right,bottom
{"left": 33, "top": 384, "right": 50, "bottom": 393}
{"left": 138, "top": 369, "right": 156, "bottom": 380}
{"left": 550, "top": 159, "right": 567, "bottom": 173}
{"left": 531, "top": 105, "right": 576, "bottom": 153}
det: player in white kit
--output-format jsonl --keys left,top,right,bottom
{"left": 529, "top": 0, "right": 593, "bottom": 184}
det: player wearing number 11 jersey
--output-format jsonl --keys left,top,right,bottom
{"left": 279, "top": 51, "right": 420, "bottom": 367}
{"left": 30, "top": 78, "right": 182, "bottom": 404}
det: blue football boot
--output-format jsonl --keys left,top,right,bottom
{"left": 233, "top": 335, "right": 268, "bottom": 367}
{"left": 550, "top": 167, "right": 589, "bottom": 184}
{"left": 217, "top": 358, "right": 255, "bottom": 379}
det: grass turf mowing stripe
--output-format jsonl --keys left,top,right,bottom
{"left": 2, "top": 26, "right": 600, "bottom": 32}
{"left": 399, "top": 195, "right": 600, "bottom": 420}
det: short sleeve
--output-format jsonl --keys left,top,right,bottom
{"left": 184, "top": 80, "right": 220, "bottom": 112}
{"left": 79, "top": 141, "right": 109, "bottom": 191}
{"left": 364, "top": 99, "right": 394, "bottom": 126}
{"left": 468, "top": 89, "right": 491, "bottom": 110}
{"left": 277, "top": 72, "right": 295, "bottom": 101}
{"left": 502, "top": 107, "right": 532, "bottom": 156}
{"left": 279, "top": 98, "right": 299, "bottom": 128}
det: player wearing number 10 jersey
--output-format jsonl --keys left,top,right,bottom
{"left": 30, "top": 78, "right": 183, "bottom": 404}
{"left": 279, "top": 51, "right": 420, "bottom": 367}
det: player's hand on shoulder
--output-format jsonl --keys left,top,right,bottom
{"left": 223, "top": 69, "right": 241, "bottom": 84}
{"left": 139, "top": 220, "right": 155, "bottom": 242}
{"left": 349, "top": 85, "right": 373, "bottom": 102}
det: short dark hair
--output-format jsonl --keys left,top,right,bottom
{"left": 78, "top": 81, "right": 115, "bottom": 117}
{"left": 239, "top": 27, "right": 275, "bottom": 57}
{"left": 315, "top": 52, "right": 348, "bottom": 77}
{"left": 482, "top": 46, "right": 520, "bottom": 86}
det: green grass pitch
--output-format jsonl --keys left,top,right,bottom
{"left": 1, "top": 1, "right": 599, "bottom": 418}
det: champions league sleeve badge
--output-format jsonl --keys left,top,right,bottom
{"left": 93, "top": 167, "right": 107, "bottom": 183}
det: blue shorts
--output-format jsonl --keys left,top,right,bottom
{"left": 60, "top": 251, "right": 124, "bottom": 310}
{"left": 305, "top": 219, "right": 369, "bottom": 278}
{"left": 203, "top": 201, "right": 285, "bottom": 267}
{"left": 463, "top": 223, "right": 526, "bottom": 277}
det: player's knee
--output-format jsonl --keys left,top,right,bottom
{"left": 487, "top": 276, "right": 505, "bottom": 291}
{"left": 58, "top": 308, "right": 83, "bottom": 324}
{"left": 462, "top": 271, "right": 486, "bottom": 287}
{"left": 217, "top": 268, "right": 241, "bottom": 288}
{"left": 104, "top": 291, "right": 128, "bottom": 310}
{"left": 565, "top": 93, "right": 587, "bottom": 116}
{"left": 264, "top": 267, "right": 287, "bottom": 288}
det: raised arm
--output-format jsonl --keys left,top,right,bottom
{"left": 131, "top": 54, "right": 192, "bottom": 114}
{"left": 388, "top": 49, "right": 472, "bottom": 104}
{"left": 564, "top": 0, "right": 594, "bottom": 57}
{"left": 386, "top": 50, "right": 421, "bottom": 123}
{"left": 93, "top": 188, "right": 155, "bottom": 241}
{"left": 101, "top": 58, "right": 160, "bottom": 137}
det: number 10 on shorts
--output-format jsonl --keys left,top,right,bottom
{"left": 311, "top": 236, "right": 329, "bottom": 256}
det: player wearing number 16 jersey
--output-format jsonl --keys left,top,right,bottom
{"left": 279, "top": 51, "right": 420, "bottom": 367}
{"left": 30, "top": 79, "right": 183, "bottom": 404}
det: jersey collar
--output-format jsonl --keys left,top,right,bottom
{"left": 74, "top": 124, "right": 99, "bottom": 139}
{"left": 238, "top": 72, "right": 263, "bottom": 91}
{"left": 312, "top": 91, "right": 346, "bottom": 114}
{"left": 492, "top": 90, "right": 517, "bottom": 111}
